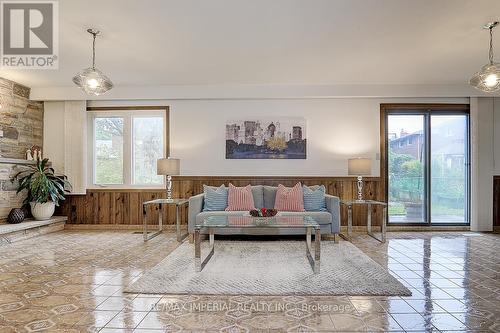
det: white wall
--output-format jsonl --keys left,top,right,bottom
{"left": 43, "top": 101, "right": 87, "bottom": 194}
{"left": 171, "top": 99, "right": 379, "bottom": 176}
{"left": 470, "top": 98, "right": 494, "bottom": 231}
{"left": 43, "top": 102, "right": 65, "bottom": 174}
{"left": 88, "top": 97, "right": 467, "bottom": 177}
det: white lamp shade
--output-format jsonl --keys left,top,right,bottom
{"left": 348, "top": 158, "right": 371, "bottom": 176}
{"left": 157, "top": 158, "right": 180, "bottom": 176}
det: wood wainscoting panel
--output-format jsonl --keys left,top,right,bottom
{"left": 494, "top": 176, "right": 500, "bottom": 227}
{"left": 57, "top": 176, "right": 384, "bottom": 227}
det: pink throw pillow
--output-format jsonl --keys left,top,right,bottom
{"left": 274, "top": 183, "right": 305, "bottom": 212}
{"left": 225, "top": 184, "right": 256, "bottom": 211}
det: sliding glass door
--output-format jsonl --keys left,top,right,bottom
{"left": 430, "top": 115, "right": 468, "bottom": 223}
{"left": 386, "top": 107, "right": 469, "bottom": 225}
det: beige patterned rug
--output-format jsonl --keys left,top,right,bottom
{"left": 125, "top": 240, "right": 411, "bottom": 296}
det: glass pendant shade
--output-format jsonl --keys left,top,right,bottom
{"left": 470, "top": 22, "right": 500, "bottom": 92}
{"left": 469, "top": 62, "right": 500, "bottom": 92}
{"left": 73, "top": 29, "right": 113, "bottom": 96}
{"left": 72, "top": 67, "right": 113, "bottom": 95}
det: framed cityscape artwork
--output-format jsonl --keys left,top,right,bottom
{"left": 225, "top": 118, "right": 306, "bottom": 159}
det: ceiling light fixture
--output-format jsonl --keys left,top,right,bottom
{"left": 72, "top": 29, "right": 113, "bottom": 95}
{"left": 469, "top": 21, "right": 500, "bottom": 92}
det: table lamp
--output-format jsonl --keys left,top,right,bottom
{"left": 157, "top": 158, "right": 180, "bottom": 201}
{"left": 348, "top": 158, "right": 371, "bottom": 201}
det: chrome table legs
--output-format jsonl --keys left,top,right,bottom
{"left": 195, "top": 227, "right": 321, "bottom": 274}
{"left": 306, "top": 226, "right": 321, "bottom": 274}
{"left": 194, "top": 227, "right": 214, "bottom": 272}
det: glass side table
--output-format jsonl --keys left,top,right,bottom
{"left": 340, "top": 200, "right": 387, "bottom": 243}
{"left": 142, "top": 198, "right": 189, "bottom": 242}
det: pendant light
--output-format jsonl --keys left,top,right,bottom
{"left": 72, "top": 29, "right": 113, "bottom": 95}
{"left": 469, "top": 22, "right": 500, "bottom": 92}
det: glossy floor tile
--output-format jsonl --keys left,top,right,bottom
{"left": 0, "top": 230, "right": 498, "bottom": 332}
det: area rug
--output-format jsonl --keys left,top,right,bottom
{"left": 125, "top": 241, "right": 411, "bottom": 296}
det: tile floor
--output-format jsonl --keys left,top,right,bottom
{"left": 0, "top": 230, "right": 499, "bottom": 332}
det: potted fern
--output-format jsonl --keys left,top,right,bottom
{"left": 12, "top": 158, "right": 72, "bottom": 220}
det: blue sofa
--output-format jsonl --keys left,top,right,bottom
{"left": 188, "top": 185, "right": 340, "bottom": 240}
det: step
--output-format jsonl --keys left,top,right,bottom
{"left": 0, "top": 216, "right": 67, "bottom": 245}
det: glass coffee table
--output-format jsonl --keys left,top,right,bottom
{"left": 194, "top": 215, "right": 321, "bottom": 274}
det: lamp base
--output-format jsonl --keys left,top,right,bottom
{"left": 166, "top": 175, "right": 174, "bottom": 202}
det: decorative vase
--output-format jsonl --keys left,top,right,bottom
{"left": 249, "top": 208, "right": 278, "bottom": 217}
{"left": 30, "top": 202, "right": 55, "bottom": 220}
{"left": 7, "top": 208, "right": 25, "bottom": 224}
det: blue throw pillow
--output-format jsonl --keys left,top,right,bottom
{"left": 303, "top": 185, "right": 327, "bottom": 211}
{"left": 203, "top": 185, "right": 228, "bottom": 211}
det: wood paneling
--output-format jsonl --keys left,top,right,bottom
{"left": 57, "top": 176, "right": 383, "bottom": 227}
{"left": 494, "top": 176, "right": 500, "bottom": 227}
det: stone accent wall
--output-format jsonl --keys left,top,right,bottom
{"left": 0, "top": 77, "right": 43, "bottom": 222}
{"left": 0, "top": 78, "right": 43, "bottom": 158}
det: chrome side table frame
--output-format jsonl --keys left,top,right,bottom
{"left": 341, "top": 200, "right": 387, "bottom": 243}
{"left": 142, "top": 199, "right": 189, "bottom": 242}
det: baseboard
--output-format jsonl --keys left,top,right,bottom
{"left": 64, "top": 224, "right": 187, "bottom": 232}
{"left": 386, "top": 225, "right": 470, "bottom": 232}
{"left": 340, "top": 225, "right": 470, "bottom": 233}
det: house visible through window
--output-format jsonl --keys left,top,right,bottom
{"left": 88, "top": 108, "right": 168, "bottom": 187}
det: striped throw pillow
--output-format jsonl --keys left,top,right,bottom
{"left": 303, "top": 185, "right": 327, "bottom": 211}
{"left": 274, "top": 183, "right": 305, "bottom": 212}
{"left": 225, "top": 184, "right": 256, "bottom": 211}
{"left": 203, "top": 185, "right": 228, "bottom": 211}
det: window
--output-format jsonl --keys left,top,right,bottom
{"left": 88, "top": 107, "right": 168, "bottom": 187}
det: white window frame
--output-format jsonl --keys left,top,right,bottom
{"left": 87, "top": 108, "right": 168, "bottom": 189}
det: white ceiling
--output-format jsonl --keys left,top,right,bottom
{"left": 1, "top": 0, "right": 500, "bottom": 94}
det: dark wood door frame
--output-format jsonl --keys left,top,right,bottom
{"left": 380, "top": 103, "right": 470, "bottom": 226}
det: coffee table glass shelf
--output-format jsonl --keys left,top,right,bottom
{"left": 195, "top": 215, "right": 321, "bottom": 274}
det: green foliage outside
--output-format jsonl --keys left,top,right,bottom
{"left": 95, "top": 118, "right": 124, "bottom": 184}
{"left": 389, "top": 147, "right": 465, "bottom": 217}
{"left": 96, "top": 150, "right": 123, "bottom": 184}
{"left": 389, "top": 202, "right": 463, "bottom": 216}
{"left": 94, "top": 117, "right": 163, "bottom": 185}
{"left": 388, "top": 150, "right": 423, "bottom": 203}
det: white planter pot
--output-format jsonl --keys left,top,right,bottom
{"left": 30, "top": 202, "right": 56, "bottom": 220}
